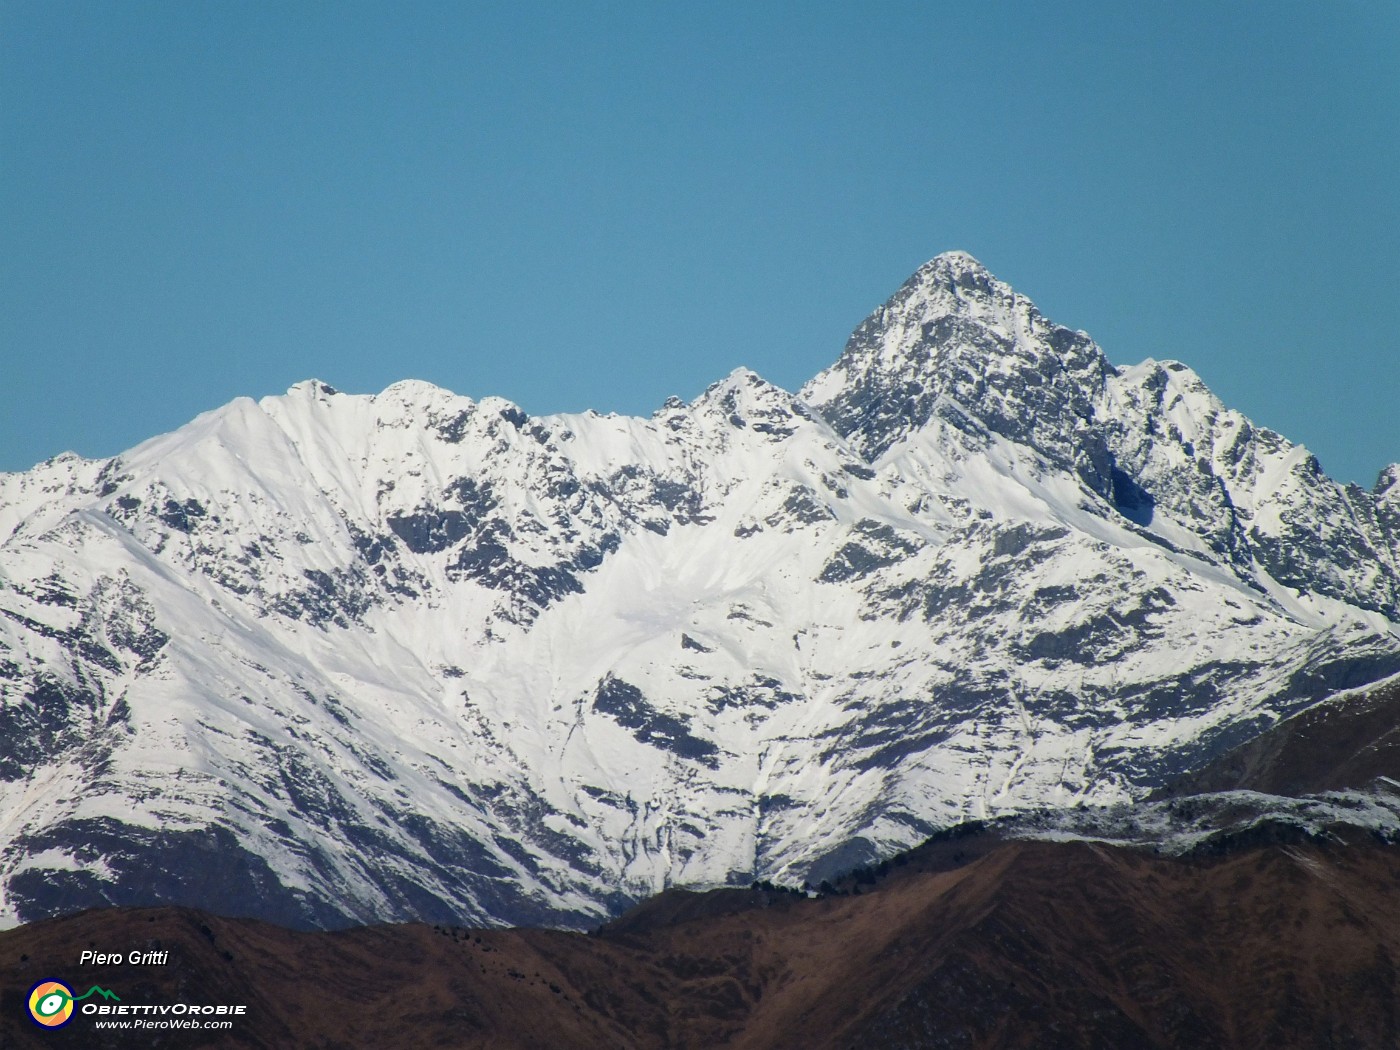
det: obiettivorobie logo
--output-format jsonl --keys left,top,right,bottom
{"left": 24, "top": 977, "right": 247, "bottom": 1032}
{"left": 27, "top": 980, "right": 120, "bottom": 1028}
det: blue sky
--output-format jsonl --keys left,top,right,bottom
{"left": 3, "top": 2, "right": 1397, "bottom": 485}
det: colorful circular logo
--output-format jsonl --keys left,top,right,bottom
{"left": 28, "top": 980, "right": 75, "bottom": 1028}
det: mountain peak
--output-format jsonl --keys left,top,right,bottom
{"left": 689, "top": 367, "right": 811, "bottom": 435}
{"left": 924, "top": 248, "right": 986, "bottom": 270}
{"left": 895, "top": 250, "right": 1010, "bottom": 312}
{"left": 802, "top": 254, "right": 1111, "bottom": 467}
{"left": 695, "top": 367, "right": 792, "bottom": 408}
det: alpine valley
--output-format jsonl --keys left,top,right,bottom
{"left": 2, "top": 252, "right": 1398, "bottom": 933}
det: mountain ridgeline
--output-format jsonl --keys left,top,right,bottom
{"left": 1, "top": 252, "right": 1397, "bottom": 930}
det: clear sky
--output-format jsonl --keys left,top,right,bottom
{"left": 3, "top": 2, "right": 1397, "bottom": 486}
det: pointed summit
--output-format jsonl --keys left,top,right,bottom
{"left": 931, "top": 249, "right": 982, "bottom": 267}
{"left": 694, "top": 367, "right": 791, "bottom": 409}
{"left": 910, "top": 249, "right": 990, "bottom": 280}
{"left": 887, "top": 250, "right": 1012, "bottom": 319}
{"left": 906, "top": 249, "right": 994, "bottom": 286}
{"left": 692, "top": 366, "right": 812, "bottom": 435}
{"left": 802, "top": 254, "right": 1114, "bottom": 475}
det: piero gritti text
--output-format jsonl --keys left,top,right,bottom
{"left": 80, "top": 949, "right": 170, "bottom": 965}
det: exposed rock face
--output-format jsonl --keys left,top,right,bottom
{"left": 1, "top": 253, "right": 1396, "bottom": 929}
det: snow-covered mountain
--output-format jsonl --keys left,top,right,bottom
{"left": 2, "top": 252, "right": 1397, "bottom": 929}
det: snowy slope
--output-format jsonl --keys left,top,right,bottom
{"left": 1, "top": 252, "right": 1396, "bottom": 928}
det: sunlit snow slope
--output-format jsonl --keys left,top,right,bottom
{"left": 2, "top": 253, "right": 1397, "bottom": 929}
